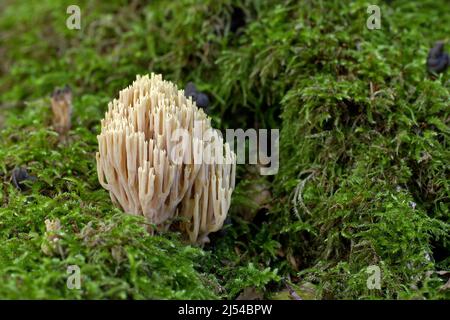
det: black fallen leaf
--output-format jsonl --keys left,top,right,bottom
{"left": 427, "top": 41, "right": 449, "bottom": 74}
{"left": 184, "top": 82, "right": 210, "bottom": 110}
{"left": 195, "top": 92, "right": 210, "bottom": 108}
{"left": 184, "top": 82, "right": 198, "bottom": 99}
{"left": 230, "top": 6, "right": 246, "bottom": 34}
{"left": 11, "top": 167, "right": 37, "bottom": 191}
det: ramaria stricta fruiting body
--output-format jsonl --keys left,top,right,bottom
{"left": 96, "top": 74, "right": 236, "bottom": 243}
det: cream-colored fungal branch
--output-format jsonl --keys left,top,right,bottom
{"left": 51, "top": 86, "right": 72, "bottom": 137}
{"left": 96, "top": 73, "right": 236, "bottom": 243}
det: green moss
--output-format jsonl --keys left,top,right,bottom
{"left": 270, "top": 0, "right": 450, "bottom": 299}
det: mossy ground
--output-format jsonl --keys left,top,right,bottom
{"left": 0, "top": 0, "right": 448, "bottom": 299}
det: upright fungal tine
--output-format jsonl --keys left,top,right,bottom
{"left": 50, "top": 85, "right": 72, "bottom": 137}
{"left": 96, "top": 73, "right": 236, "bottom": 243}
